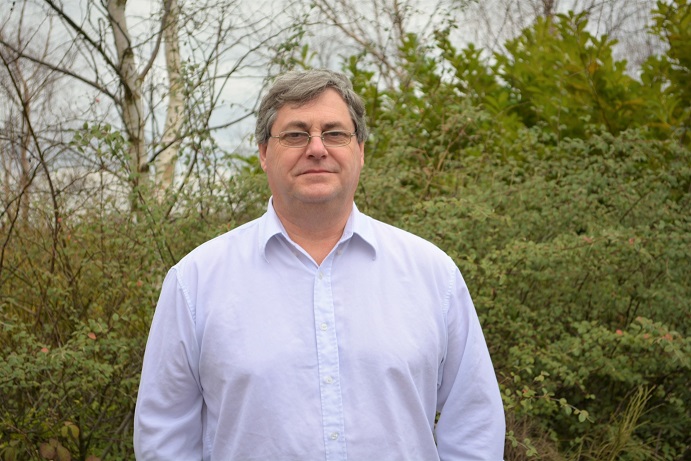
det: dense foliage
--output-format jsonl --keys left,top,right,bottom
{"left": 1, "top": 1, "right": 689, "bottom": 460}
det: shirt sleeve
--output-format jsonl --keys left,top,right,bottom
{"left": 134, "top": 268, "right": 204, "bottom": 460}
{"left": 435, "top": 267, "right": 506, "bottom": 461}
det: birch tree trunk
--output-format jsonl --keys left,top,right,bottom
{"left": 107, "top": 0, "right": 148, "bottom": 187}
{"left": 107, "top": 0, "right": 148, "bottom": 190}
{"left": 156, "top": 0, "right": 183, "bottom": 194}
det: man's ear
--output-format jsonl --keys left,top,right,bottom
{"left": 258, "top": 144, "right": 268, "bottom": 171}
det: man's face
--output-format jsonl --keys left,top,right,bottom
{"left": 259, "top": 89, "right": 365, "bottom": 213}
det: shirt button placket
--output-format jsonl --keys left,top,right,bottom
{"left": 313, "top": 262, "right": 347, "bottom": 461}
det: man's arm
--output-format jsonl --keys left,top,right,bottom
{"left": 134, "top": 269, "right": 204, "bottom": 460}
{"left": 435, "top": 268, "right": 505, "bottom": 461}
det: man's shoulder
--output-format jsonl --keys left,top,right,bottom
{"left": 361, "top": 213, "right": 452, "bottom": 263}
{"left": 174, "top": 215, "right": 263, "bottom": 270}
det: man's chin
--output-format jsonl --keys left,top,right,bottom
{"left": 293, "top": 188, "right": 342, "bottom": 205}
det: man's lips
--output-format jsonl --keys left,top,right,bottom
{"left": 299, "top": 169, "right": 333, "bottom": 175}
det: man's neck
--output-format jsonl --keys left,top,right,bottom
{"left": 273, "top": 201, "right": 351, "bottom": 265}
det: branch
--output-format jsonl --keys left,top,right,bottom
{"left": 42, "top": 0, "right": 120, "bottom": 71}
{"left": 0, "top": 38, "right": 61, "bottom": 284}
{"left": 138, "top": 0, "right": 171, "bottom": 81}
{"left": 0, "top": 38, "right": 120, "bottom": 103}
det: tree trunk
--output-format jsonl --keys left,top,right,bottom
{"left": 107, "top": 0, "right": 147, "bottom": 191}
{"left": 156, "top": 0, "right": 183, "bottom": 195}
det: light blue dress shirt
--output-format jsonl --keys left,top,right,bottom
{"left": 134, "top": 201, "right": 505, "bottom": 460}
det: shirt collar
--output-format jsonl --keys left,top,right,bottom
{"left": 345, "top": 202, "right": 378, "bottom": 259}
{"left": 259, "top": 198, "right": 377, "bottom": 260}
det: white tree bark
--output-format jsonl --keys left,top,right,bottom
{"left": 156, "top": 0, "right": 183, "bottom": 194}
{"left": 107, "top": 0, "right": 147, "bottom": 188}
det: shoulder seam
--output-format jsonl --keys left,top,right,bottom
{"left": 172, "top": 266, "right": 197, "bottom": 324}
{"left": 442, "top": 257, "right": 456, "bottom": 317}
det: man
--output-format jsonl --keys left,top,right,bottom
{"left": 134, "top": 69, "right": 505, "bottom": 460}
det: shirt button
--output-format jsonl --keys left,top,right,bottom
{"left": 318, "top": 272, "right": 323, "bottom": 280}
{"left": 320, "top": 323, "right": 328, "bottom": 331}
{"left": 330, "top": 432, "right": 339, "bottom": 440}
{"left": 324, "top": 376, "right": 334, "bottom": 384}
{"left": 337, "top": 249, "right": 343, "bottom": 255}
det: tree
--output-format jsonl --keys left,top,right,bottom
{"left": 155, "top": 0, "right": 183, "bottom": 191}
{"left": 0, "top": 1, "right": 64, "bottom": 278}
{"left": 641, "top": 0, "right": 691, "bottom": 145}
{"left": 462, "top": 0, "right": 661, "bottom": 69}
{"left": 289, "top": 0, "right": 474, "bottom": 89}
{"left": 0, "top": 0, "right": 300, "bottom": 209}
{"left": 495, "top": 11, "right": 645, "bottom": 139}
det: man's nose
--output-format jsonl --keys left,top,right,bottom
{"left": 305, "top": 134, "right": 328, "bottom": 157}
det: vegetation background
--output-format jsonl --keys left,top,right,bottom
{"left": 1, "top": 0, "right": 689, "bottom": 459}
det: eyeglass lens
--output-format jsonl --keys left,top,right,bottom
{"left": 279, "top": 131, "right": 353, "bottom": 147}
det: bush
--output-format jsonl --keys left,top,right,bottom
{"left": 0, "top": 151, "right": 268, "bottom": 459}
{"left": 358, "top": 113, "right": 690, "bottom": 458}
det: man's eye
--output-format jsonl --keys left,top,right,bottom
{"left": 284, "top": 132, "right": 307, "bottom": 139}
{"left": 325, "top": 131, "right": 348, "bottom": 140}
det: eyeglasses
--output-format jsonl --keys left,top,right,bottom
{"left": 270, "top": 130, "right": 356, "bottom": 148}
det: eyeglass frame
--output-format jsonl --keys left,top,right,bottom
{"left": 269, "top": 130, "right": 357, "bottom": 148}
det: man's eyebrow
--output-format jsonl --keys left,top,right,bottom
{"left": 281, "top": 121, "right": 310, "bottom": 131}
{"left": 278, "top": 120, "right": 351, "bottom": 131}
{"left": 322, "top": 121, "right": 350, "bottom": 131}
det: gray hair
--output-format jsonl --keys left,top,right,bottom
{"left": 255, "top": 69, "right": 368, "bottom": 145}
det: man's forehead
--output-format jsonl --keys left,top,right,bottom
{"left": 280, "top": 88, "right": 346, "bottom": 110}
{"left": 273, "top": 91, "right": 353, "bottom": 128}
